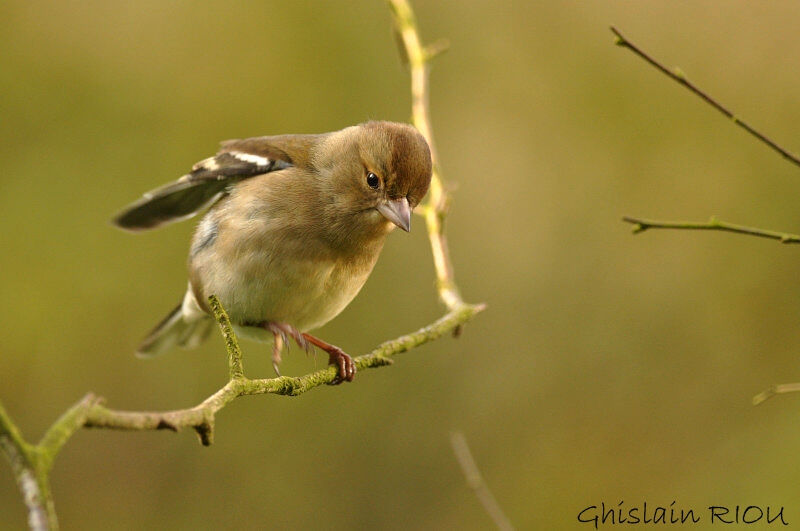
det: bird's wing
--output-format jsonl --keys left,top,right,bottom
{"left": 112, "top": 134, "right": 323, "bottom": 231}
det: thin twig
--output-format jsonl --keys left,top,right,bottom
{"left": 610, "top": 27, "right": 800, "bottom": 168}
{"left": 753, "top": 383, "right": 800, "bottom": 406}
{"left": 615, "top": 30, "right": 800, "bottom": 407}
{"left": 450, "top": 432, "right": 514, "bottom": 531}
{"left": 622, "top": 216, "right": 800, "bottom": 244}
{"left": 389, "top": 0, "right": 462, "bottom": 311}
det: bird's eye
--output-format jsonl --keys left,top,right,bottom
{"left": 366, "top": 171, "right": 380, "bottom": 189}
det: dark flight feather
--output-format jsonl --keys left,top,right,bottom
{"left": 112, "top": 144, "right": 296, "bottom": 231}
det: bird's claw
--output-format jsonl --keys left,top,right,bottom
{"left": 327, "top": 347, "right": 355, "bottom": 385}
{"left": 300, "top": 332, "right": 356, "bottom": 384}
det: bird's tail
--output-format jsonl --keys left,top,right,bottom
{"left": 136, "top": 302, "right": 213, "bottom": 358}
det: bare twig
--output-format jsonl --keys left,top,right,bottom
{"left": 450, "top": 432, "right": 514, "bottom": 531}
{"left": 611, "top": 27, "right": 800, "bottom": 168}
{"left": 623, "top": 216, "right": 800, "bottom": 244}
{"left": 389, "top": 0, "right": 463, "bottom": 311}
{"left": 753, "top": 383, "right": 800, "bottom": 406}
{"left": 614, "top": 29, "right": 800, "bottom": 407}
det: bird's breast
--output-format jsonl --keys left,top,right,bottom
{"left": 190, "top": 214, "right": 385, "bottom": 334}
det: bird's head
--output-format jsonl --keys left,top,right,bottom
{"left": 356, "top": 121, "right": 432, "bottom": 232}
{"left": 315, "top": 121, "right": 432, "bottom": 235}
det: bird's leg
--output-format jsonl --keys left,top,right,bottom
{"left": 271, "top": 331, "right": 284, "bottom": 376}
{"left": 248, "top": 322, "right": 352, "bottom": 383}
{"left": 251, "top": 321, "right": 314, "bottom": 376}
{"left": 301, "top": 333, "right": 356, "bottom": 385}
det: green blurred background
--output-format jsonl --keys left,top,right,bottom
{"left": 3, "top": 1, "right": 800, "bottom": 528}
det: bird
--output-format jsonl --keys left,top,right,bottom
{"left": 112, "top": 121, "right": 432, "bottom": 384}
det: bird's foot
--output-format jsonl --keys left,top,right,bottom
{"left": 301, "top": 333, "right": 356, "bottom": 385}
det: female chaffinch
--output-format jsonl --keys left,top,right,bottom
{"left": 113, "top": 121, "right": 432, "bottom": 384}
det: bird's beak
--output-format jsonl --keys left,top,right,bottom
{"left": 377, "top": 197, "right": 411, "bottom": 232}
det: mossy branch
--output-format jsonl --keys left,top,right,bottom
{"left": 208, "top": 295, "right": 244, "bottom": 380}
{"left": 1, "top": 3, "right": 485, "bottom": 528}
{"left": 80, "top": 296, "right": 484, "bottom": 446}
{"left": 1, "top": 402, "right": 53, "bottom": 531}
